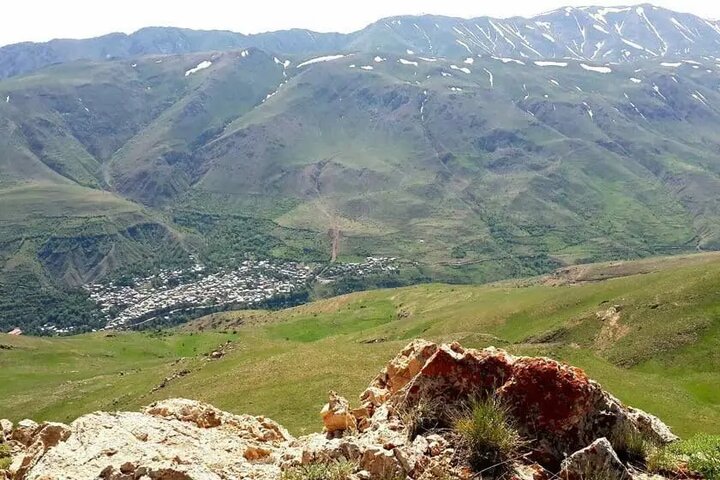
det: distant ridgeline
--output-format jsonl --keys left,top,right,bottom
{"left": 1, "top": 4, "right": 720, "bottom": 333}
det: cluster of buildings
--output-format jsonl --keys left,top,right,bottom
{"left": 37, "top": 324, "right": 76, "bottom": 335}
{"left": 79, "top": 256, "right": 401, "bottom": 331}
{"left": 86, "top": 259, "right": 313, "bottom": 329}
{"left": 319, "top": 256, "right": 400, "bottom": 280}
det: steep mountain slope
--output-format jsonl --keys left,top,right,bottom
{"left": 3, "top": 5, "right": 720, "bottom": 333}
{"left": 108, "top": 49, "right": 289, "bottom": 205}
{"left": 4, "top": 3, "right": 720, "bottom": 80}
{"left": 109, "top": 52, "right": 720, "bottom": 272}
{"left": 1, "top": 253, "right": 719, "bottom": 437}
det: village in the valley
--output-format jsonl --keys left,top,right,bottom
{"left": 77, "top": 256, "right": 399, "bottom": 331}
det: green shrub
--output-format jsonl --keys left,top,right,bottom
{"left": 281, "top": 460, "right": 356, "bottom": 480}
{"left": 453, "top": 396, "right": 522, "bottom": 473}
{"left": 0, "top": 443, "right": 11, "bottom": 470}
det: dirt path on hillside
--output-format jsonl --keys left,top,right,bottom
{"left": 307, "top": 158, "right": 342, "bottom": 263}
{"left": 330, "top": 226, "right": 340, "bottom": 262}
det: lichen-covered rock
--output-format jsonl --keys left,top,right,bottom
{"left": 393, "top": 343, "right": 515, "bottom": 409}
{"left": 498, "top": 356, "right": 596, "bottom": 433}
{"left": 559, "top": 437, "right": 630, "bottom": 480}
{"left": 374, "top": 342, "right": 676, "bottom": 465}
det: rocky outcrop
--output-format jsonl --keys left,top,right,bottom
{"left": 368, "top": 340, "right": 677, "bottom": 466}
{"left": 1, "top": 341, "right": 683, "bottom": 480}
{"left": 3, "top": 399, "right": 292, "bottom": 480}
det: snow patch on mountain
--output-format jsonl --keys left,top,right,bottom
{"left": 185, "top": 61, "right": 212, "bottom": 76}
{"left": 483, "top": 68, "right": 494, "bottom": 87}
{"left": 494, "top": 57, "right": 525, "bottom": 65}
{"left": 580, "top": 63, "right": 612, "bottom": 73}
{"left": 399, "top": 58, "right": 419, "bottom": 66}
{"left": 297, "top": 55, "right": 346, "bottom": 68}
{"left": 450, "top": 65, "right": 471, "bottom": 74}
{"left": 535, "top": 61, "right": 568, "bottom": 67}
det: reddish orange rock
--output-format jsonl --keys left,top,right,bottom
{"left": 498, "top": 357, "right": 596, "bottom": 434}
{"left": 397, "top": 344, "right": 515, "bottom": 406}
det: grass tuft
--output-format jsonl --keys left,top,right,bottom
{"left": 610, "top": 422, "right": 654, "bottom": 462}
{"left": 281, "top": 460, "right": 356, "bottom": 480}
{"left": 452, "top": 396, "right": 522, "bottom": 473}
{"left": 646, "top": 445, "right": 681, "bottom": 475}
{"left": 646, "top": 435, "right": 720, "bottom": 479}
{"left": 672, "top": 434, "right": 720, "bottom": 479}
{"left": 0, "top": 443, "right": 11, "bottom": 470}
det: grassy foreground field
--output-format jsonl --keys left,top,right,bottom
{"left": 1, "top": 253, "right": 719, "bottom": 439}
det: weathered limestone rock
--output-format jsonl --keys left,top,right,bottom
{"left": 20, "top": 400, "right": 293, "bottom": 480}
{"left": 627, "top": 407, "right": 679, "bottom": 444}
{"left": 8, "top": 422, "right": 71, "bottom": 480}
{"left": 321, "top": 392, "right": 356, "bottom": 435}
{"left": 361, "top": 339, "right": 439, "bottom": 410}
{"left": 0, "top": 420, "right": 12, "bottom": 443}
{"left": 10, "top": 420, "right": 38, "bottom": 447}
{"left": 559, "top": 437, "right": 630, "bottom": 480}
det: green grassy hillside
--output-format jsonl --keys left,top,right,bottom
{"left": 1, "top": 253, "right": 718, "bottom": 438}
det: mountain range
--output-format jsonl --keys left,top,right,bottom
{"left": 4, "top": 4, "right": 720, "bottom": 80}
{"left": 3, "top": 4, "right": 720, "bottom": 332}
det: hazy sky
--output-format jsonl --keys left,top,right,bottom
{"left": 1, "top": 0, "right": 719, "bottom": 47}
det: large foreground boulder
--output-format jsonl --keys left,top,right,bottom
{"left": 5, "top": 399, "right": 292, "bottom": 480}
{"left": 361, "top": 341, "right": 676, "bottom": 465}
{"left": 2, "top": 341, "right": 681, "bottom": 480}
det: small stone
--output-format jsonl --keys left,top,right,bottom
{"left": 0, "top": 419, "right": 12, "bottom": 439}
{"left": 559, "top": 437, "right": 630, "bottom": 480}
{"left": 243, "top": 446, "right": 272, "bottom": 461}
{"left": 321, "top": 391, "right": 356, "bottom": 434}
